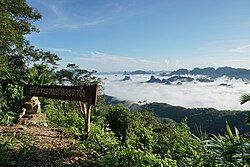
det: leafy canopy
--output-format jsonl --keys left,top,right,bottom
{"left": 0, "top": 0, "right": 62, "bottom": 112}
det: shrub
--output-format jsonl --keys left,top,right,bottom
{"left": 44, "top": 99, "right": 84, "bottom": 134}
{"left": 98, "top": 147, "right": 177, "bottom": 167}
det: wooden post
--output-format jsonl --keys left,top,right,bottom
{"left": 79, "top": 101, "right": 92, "bottom": 138}
{"left": 85, "top": 103, "right": 92, "bottom": 135}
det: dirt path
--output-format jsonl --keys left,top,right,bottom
{"left": 0, "top": 125, "right": 73, "bottom": 149}
{"left": 0, "top": 125, "right": 94, "bottom": 166}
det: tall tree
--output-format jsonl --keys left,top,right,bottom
{"left": 0, "top": 0, "right": 60, "bottom": 112}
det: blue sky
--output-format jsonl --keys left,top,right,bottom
{"left": 27, "top": 0, "right": 250, "bottom": 72}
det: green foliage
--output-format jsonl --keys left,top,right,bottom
{"left": 140, "top": 102, "right": 250, "bottom": 135}
{"left": 22, "top": 64, "right": 55, "bottom": 85}
{"left": 0, "top": 0, "right": 41, "bottom": 53}
{"left": 0, "top": 0, "right": 60, "bottom": 115}
{"left": 98, "top": 147, "right": 177, "bottom": 167}
{"left": 0, "top": 132, "right": 37, "bottom": 166}
{"left": 106, "top": 105, "right": 131, "bottom": 143}
{"left": 84, "top": 124, "right": 121, "bottom": 156}
{"left": 1, "top": 99, "right": 249, "bottom": 166}
{"left": 0, "top": 1, "right": 249, "bottom": 166}
{"left": 44, "top": 99, "right": 85, "bottom": 134}
{"left": 103, "top": 105, "right": 199, "bottom": 166}
{"left": 0, "top": 84, "right": 24, "bottom": 113}
{"left": 0, "top": 111, "right": 15, "bottom": 125}
{"left": 240, "top": 93, "right": 250, "bottom": 105}
{"left": 200, "top": 122, "right": 250, "bottom": 166}
{"left": 0, "top": 133, "right": 16, "bottom": 165}
{"left": 56, "top": 64, "right": 101, "bottom": 86}
{"left": 240, "top": 93, "right": 250, "bottom": 124}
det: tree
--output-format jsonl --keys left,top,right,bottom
{"left": 239, "top": 94, "right": 250, "bottom": 124}
{"left": 55, "top": 64, "right": 101, "bottom": 137}
{"left": 0, "top": 0, "right": 100, "bottom": 136}
{"left": 55, "top": 64, "right": 100, "bottom": 86}
{"left": 0, "top": 0, "right": 60, "bottom": 112}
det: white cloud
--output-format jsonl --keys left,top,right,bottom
{"left": 229, "top": 44, "right": 250, "bottom": 53}
{"left": 48, "top": 48, "right": 72, "bottom": 53}
{"left": 46, "top": 19, "right": 106, "bottom": 30}
{"left": 35, "top": 0, "right": 106, "bottom": 31}
{"left": 101, "top": 74, "right": 250, "bottom": 110}
{"left": 50, "top": 4, "right": 68, "bottom": 20}
{"left": 31, "top": 0, "right": 152, "bottom": 31}
{"left": 76, "top": 51, "right": 177, "bottom": 71}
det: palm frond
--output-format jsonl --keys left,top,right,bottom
{"left": 239, "top": 93, "right": 250, "bottom": 105}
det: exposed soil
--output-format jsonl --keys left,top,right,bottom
{"left": 0, "top": 125, "right": 94, "bottom": 167}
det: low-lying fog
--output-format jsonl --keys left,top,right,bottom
{"left": 99, "top": 74, "right": 250, "bottom": 110}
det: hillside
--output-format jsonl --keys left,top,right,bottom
{"left": 104, "top": 95, "right": 250, "bottom": 135}
{"left": 141, "top": 102, "right": 250, "bottom": 135}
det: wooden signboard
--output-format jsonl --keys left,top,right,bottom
{"left": 24, "top": 85, "right": 98, "bottom": 105}
{"left": 24, "top": 84, "right": 98, "bottom": 138}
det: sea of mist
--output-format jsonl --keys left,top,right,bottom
{"left": 98, "top": 74, "right": 250, "bottom": 110}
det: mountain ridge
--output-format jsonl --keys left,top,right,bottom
{"left": 170, "top": 66, "right": 250, "bottom": 79}
{"left": 103, "top": 95, "right": 250, "bottom": 135}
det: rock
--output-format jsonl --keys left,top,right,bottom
{"left": 167, "top": 76, "right": 194, "bottom": 82}
{"left": 190, "top": 67, "right": 216, "bottom": 76}
{"left": 147, "top": 75, "right": 162, "bottom": 83}
{"left": 177, "top": 82, "right": 182, "bottom": 85}
{"left": 17, "top": 96, "right": 47, "bottom": 126}
{"left": 147, "top": 76, "right": 172, "bottom": 85}
{"left": 219, "top": 83, "right": 232, "bottom": 87}
{"left": 18, "top": 117, "right": 29, "bottom": 125}
{"left": 16, "top": 124, "right": 26, "bottom": 130}
{"left": 196, "top": 78, "right": 214, "bottom": 83}
{"left": 24, "top": 96, "right": 41, "bottom": 114}
{"left": 162, "top": 79, "right": 171, "bottom": 85}
{"left": 158, "top": 72, "right": 170, "bottom": 76}
{"left": 170, "top": 69, "right": 189, "bottom": 75}
{"left": 122, "top": 76, "right": 131, "bottom": 81}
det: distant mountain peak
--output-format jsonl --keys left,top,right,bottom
{"left": 170, "top": 66, "right": 250, "bottom": 79}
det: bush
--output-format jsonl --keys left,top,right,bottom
{"left": 98, "top": 147, "right": 177, "bottom": 167}
{"left": 200, "top": 122, "right": 250, "bottom": 166}
{"left": 44, "top": 99, "right": 85, "bottom": 134}
{"left": 0, "top": 111, "right": 16, "bottom": 125}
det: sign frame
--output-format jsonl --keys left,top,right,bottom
{"left": 23, "top": 84, "right": 98, "bottom": 138}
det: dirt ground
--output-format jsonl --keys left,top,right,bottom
{"left": 0, "top": 125, "right": 94, "bottom": 167}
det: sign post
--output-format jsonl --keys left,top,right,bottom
{"left": 24, "top": 85, "right": 98, "bottom": 137}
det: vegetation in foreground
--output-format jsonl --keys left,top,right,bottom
{"left": 0, "top": 0, "right": 250, "bottom": 166}
{"left": 0, "top": 100, "right": 250, "bottom": 166}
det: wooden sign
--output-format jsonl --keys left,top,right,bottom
{"left": 24, "top": 84, "right": 98, "bottom": 138}
{"left": 24, "top": 85, "right": 98, "bottom": 105}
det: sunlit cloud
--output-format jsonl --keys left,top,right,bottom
{"left": 47, "top": 19, "right": 106, "bottom": 30}
{"left": 100, "top": 74, "right": 250, "bottom": 110}
{"left": 47, "top": 48, "right": 72, "bottom": 53}
{"left": 75, "top": 51, "right": 179, "bottom": 71}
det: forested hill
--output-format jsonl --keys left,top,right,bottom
{"left": 169, "top": 67, "right": 250, "bottom": 79}
{"left": 104, "top": 95, "right": 250, "bottom": 135}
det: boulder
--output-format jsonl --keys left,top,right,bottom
{"left": 122, "top": 76, "right": 131, "bottom": 81}
{"left": 147, "top": 75, "right": 162, "bottom": 83}
{"left": 18, "top": 96, "right": 47, "bottom": 126}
